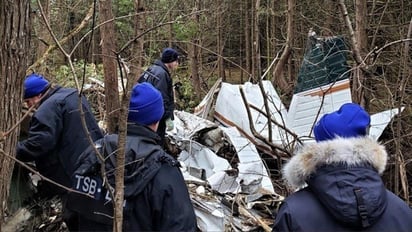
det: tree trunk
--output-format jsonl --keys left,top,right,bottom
{"left": 99, "top": 0, "right": 120, "bottom": 134}
{"left": 272, "top": 0, "right": 295, "bottom": 93}
{"left": 322, "top": 0, "right": 335, "bottom": 36}
{"left": 253, "top": 0, "right": 262, "bottom": 80}
{"left": 265, "top": 0, "right": 273, "bottom": 81}
{"left": 0, "top": 0, "right": 31, "bottom": 229}
{"left": 394, "top": 17, "right": 412, "bottom": 202}
{"left": 190, "top": 0, "right": 202, "bottom": 100}
{"left": 245, "top": 0, "right": 252, "bottom": 78}
{"left": 130, "top": 0, "right": 145, "bottom": 80}
{"left": 239, "top": 0, "right": 244, "bottom": 83}
{"left": 353, "top": 0, "right": 368, "bottom": 107}
{"left": 113, "top": 87, "right": 129, "bottom": 232}
{"left": 168, "top": 11, "right": 173, "bottom": 47}
{"left": 250, "top": 0, "right": 257, "bottom": 80}
{"left": 36, "top": 0, "right": 51, "bottom": 62}
{"left": 338, "top": 0, "right": 367, "bottom": 106}
{"left": 99, "top": 0, "right": 123, "bottom": 230}
{"left": 217, "top": 0, "right": 225, "bottom": 81}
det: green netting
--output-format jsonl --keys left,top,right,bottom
{"left": 294, "top": 36, "right": 349, "bottom": 93}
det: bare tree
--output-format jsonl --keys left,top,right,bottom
{"left": 272, "top": 0, "right": 295, "bottom": 93}
{"left": 245, "top": 0, "right": 252, "bottom": 77}
{"left": 189, "top": 1, "right": 203, "bottom": 100}
{"left": 253, "top": 0, "right": 262, "bottom": 79}
{"left": 99, "top": 0, "right": 120, "bottom": 133}
{"left": 130, "top": 0, "right": 145, "bottom": 79}
{"left": 0, "top": 0, "right": 31, "bottom": 229}
{"left": 217, "top": 0, "right": 225, "bottom": 81}
{"left": 34, "top": 0, "right": 51, "bottom": 61}
{"left": 338, "top": 0, "right": 367, "bottom": 106}
{"left": 353, "top": 0, "right": 368, "bottom": 107}
{"left": 28, "top": 3, "right": 95, "bottom": 72}
{"left": 393, "top": 17, "right": 412, "bottom": 204}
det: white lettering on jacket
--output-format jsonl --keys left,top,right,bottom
{"left": 74, "top": 174, "right": 126, "bottom": 206}
{"left": 104, "top": 191, "right": 127, "bottom": 207}
{"left": 74, "top": 174, "right": 101, "bottom": 196}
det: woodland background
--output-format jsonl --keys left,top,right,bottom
{"left": 0, "top": 0, "right": 411, "bottom": 230}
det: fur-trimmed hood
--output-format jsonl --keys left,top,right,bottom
{"left": 283, "top": 137, "right": 389, "bottom": 227}
{"left": 283, "top": 137, "right": 387, "bottom": 189}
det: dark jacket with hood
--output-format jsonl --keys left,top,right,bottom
{"left": 16, "top": 86, "right": 103, "bottom": 194}
{"left": 273, "top": 137, "right": 412, "bottom": 232}
{"left": 138, "top": 59, "right": 174, "bottom": 121}
{"left": 68, "top": 123, "right": 197, "bottom": 231}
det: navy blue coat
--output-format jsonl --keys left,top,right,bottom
{"left": 16, "top": 86, "right": 103, "bottom": 193}
{"left": 273, "top": 137, "right": 412, "bottom": 232}
{"left": 68, "top": 123, "right": 197, "bottom": 231}
{"left": 138, "top": 60, "right": 174, "bottom": 121}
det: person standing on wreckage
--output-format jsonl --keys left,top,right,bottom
{"left": 16, "top": 73, "right": 103, "bottom": 231}
{"left": 138, "top": 47, "right": 179, "bottom": 148}
{"left": 272, "top": 103, "right": 412, "bottom": 232}
{"left": 68, "top": 82, "right": 197, "bottom": 231}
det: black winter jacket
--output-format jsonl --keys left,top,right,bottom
{"left": 138, "top": 60, "right": 174, "bottom": 120}
{"left": 273, "top": 137, "right": 412, "bottom": 232}
{"left": 16, "top": 86, "right": 103, "bottom": 193}
{"left": 68, "top": 123, "right": 197, "bottom": 231}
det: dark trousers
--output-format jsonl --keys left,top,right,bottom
{"left": 61, "top": 194, "right": 79, "bottom": 231}
{"left": 156, "top": 118, "right": 166, "bottom": 147}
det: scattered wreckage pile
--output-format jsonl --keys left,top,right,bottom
{"left": 6, "top": 110, "right": 284, "bottom": 232}
{"left": 7, "top": 76, "right": 401, "bottom": 231}
{"left": 5, "top": 177, "right": 69, "bottom": 232}
{"left": 6, "top": 78, "right": 286, "bottom": 232}
{"left": 167, "top": 73, "right": 402, "bottom": 231}
{"left": 7, "top": 35, "right": 404, "bottom": 231}
{"left": 169, "top": 110, "right": 284, "bottom": 231}
{"left": 7, "top": 71, "right": 402, "bottom": 231}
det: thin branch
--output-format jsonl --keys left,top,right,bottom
{"left": 29, "top": 2, "right": 95, "bottom": 73}
{"left": 338, "top": 0, "right": 364, "bottom": 66}
{"left": 239, "top": 86, "right": 291, "bottom": 157}
{"left": 118, "top": 10, "right": 205, "bottom": 53}
{"left": 247, "top": 104, "right": 299, "bottom": 142}
{"left": 272, "top": 0, "right": 295, "bottom": 90}
{"left": 0, "top": 148, "right": 93, "bottom": 198}
{"left": 367, "top": 38, "right": 412, "bottom": 61}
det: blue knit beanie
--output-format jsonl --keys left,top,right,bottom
{"left": 313, "top": 103, "right": 371, "bottom": 142}
{"left": 128, "top": 83, "right": 164, "bottom": 125}
{"left": 161, "top": 48, "right": 179, "bottom": 63}
{"left": 24, "top": 73, "right": 50, "bottom": 99}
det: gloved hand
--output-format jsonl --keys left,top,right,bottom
{"left": 166, "top": 118, "right": 174, "bottom": 131}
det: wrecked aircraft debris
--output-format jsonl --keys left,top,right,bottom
{"left": 170, "top": 111, "right": 282, "bottom": 231}
{"left": 177, "top": 78, "right": 401, "bottom": 231}
{"left": 7, "top": 35, "right": 404, "bottom": 231}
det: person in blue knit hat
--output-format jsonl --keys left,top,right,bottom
{"left": 68, "top": 82, "right": 197, "bottom": 231}
{"left": 273, "top": 103, "right": 412, "bottom": 232}
{"left": 127, "top": 82, "right": 165, "bottom": 126}
{"left": 138, "top": 47, "right": 179, "bottom": 147}
{"left": 313, "top": 103, "right": 371, "bottom": 142}
{"left": 17, "top": 73, "right": 103, "bottom": 231}
{"left": 23, "top": 73, "right": 50, "bottom": 100}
